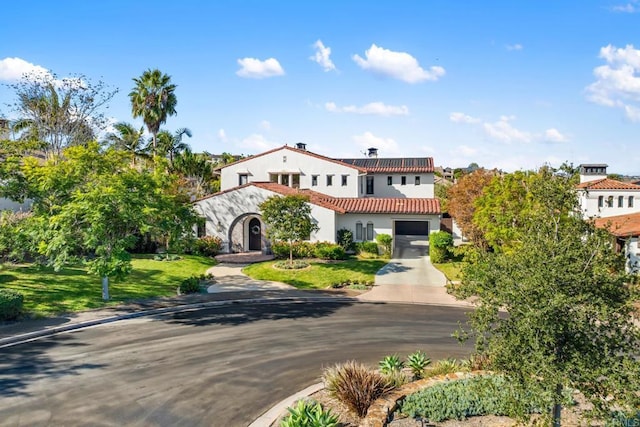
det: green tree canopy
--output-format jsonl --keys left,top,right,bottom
{"left": 453, "top": 166, "right": 640, "bottom": 425}
{"left": 129, "top": 69, "right": 177, "bottom": 156}
{"left": 259, "top": 194, "right": 319, "bottom": 264}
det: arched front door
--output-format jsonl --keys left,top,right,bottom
{"left": 248, "top": 217, "right": 261, "bottom": 251}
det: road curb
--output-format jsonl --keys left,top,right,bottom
{"left": 0, "top": 296, "right": 355, "bottom": 349}
{"left": 248, "top": 382, "right": 324, "bottom": 427}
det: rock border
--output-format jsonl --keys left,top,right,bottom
{"left": 361, "top": 370, "right": 490, "bottom": 427}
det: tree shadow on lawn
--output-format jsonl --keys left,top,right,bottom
{"left": 162, "top": 299, "right": 354, "bottom": 328}
{"left": 0, "top": 334, "right": 106, "bottom": 397}
{"left": 315, "top": 259, "right": 387, "bottom": 275}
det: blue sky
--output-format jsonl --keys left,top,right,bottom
{"left": 1, "top": 0, "right": 640, "bottom": 173}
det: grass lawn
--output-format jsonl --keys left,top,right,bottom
{"left": 0, "top": 254, "right": 216, "bottom": 315}
{"left": 433, "top": 262, "right": 465, "bottom": 282}
{"left": 242, "top": 257, "right": 387, "bottom": 289}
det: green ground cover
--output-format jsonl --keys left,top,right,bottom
{"left": 242, "top": 257, "right": 387, "bottom": 289}
{"left": 0, "top": 254, "right": 216, "bottom": 315}
{"left": 433, "top": 262, "right": 465, "bottom": 282}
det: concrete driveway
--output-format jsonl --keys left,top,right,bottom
{"left": 359, "top": 235, "right": 470, "bottom": 306}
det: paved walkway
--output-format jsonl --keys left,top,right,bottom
{"left": 205, "top": 263, "right": 294, "bottom": 293}
{"left": 358, "top": 235, "right": 473, "bottom": 307}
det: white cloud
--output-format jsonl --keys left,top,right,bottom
{"left": 325, "top": 101, "right": 409, "bottom": 116}
{"left": 543, "top": 128, "right": 569, "bottom": 143}
{"left": 218, "top": 128, "right": 228, "bottom": 142}
{"left": 352, "top": 131, "right": 400, "bottom": 155}
{"left": 506, "top": 43, "right": 523, "bottom": 51}
{"left": 449, "top": 112, "right": 481, "bottom": 124}
{"left": 352, "top": 44, "right": 445, "bottom": 83}
{"left": 586, "top": 44, "right": 640, "bottom": 121}
{"left": 236, "top": 57, "right": 285, "bottom": 79}
{"left": 0, "top": 57, "right": 51, "bottom": 82}
{"left": 238, "top": 133, "right": 279, "bottom": 151}
{"left": 611, "top": 1, "right": 639, "bottom": 12}
{"left": 450, "top": 111, "right": 569, "bottom": 144}
{"left": 310, "top": 40, "right": 336, "bottom": 72}
{"left": 259, "top": 120, "right": 271, "bottom": 131}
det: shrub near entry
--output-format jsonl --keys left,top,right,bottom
{"left": 0, "top": 289, "right": 24, "bottom": 320}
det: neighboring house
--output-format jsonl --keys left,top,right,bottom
{"left": 576, "top": 164, "right": 640, "bottom": 219}
{"left": 194, "top": 144, "right": 441, "bottom": 253}
{"left": 594, "top": 213, "right": 640, "bottom": 273}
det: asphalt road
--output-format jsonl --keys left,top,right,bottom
{"left": 0, "top": 301, "right": 472, "bottom": 427}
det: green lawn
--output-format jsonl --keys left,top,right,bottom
{"left": 0, "top": 254, "right": 216, "bottom": 315}
{"left": 433, "top": 262, "right": 465, "bottom": 282}
{"left": 242, "top": 257, "right": 387, "bottom": 289}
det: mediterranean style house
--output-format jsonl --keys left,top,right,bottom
{"left": 193, "top": 144, "right": 441, "bottom": 253}
{"left": 577, "top": 164, "right": 640, "bottom": 273}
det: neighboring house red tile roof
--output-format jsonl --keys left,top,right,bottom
{"left": 215, "top": 145, "right": 367, "bottom": 173}
{"left": 331, "top": 197, "right": 440, "bottom": 214}
{"left": 594, "top": 212, "right": 640, "bottom": 237}
{"left": 576, "top": 178, "right": 640, "bottom": 191}
{"left": 194, "top": 182, "right": 441, "bottom": 215}
{"left": 337, "top": 157, "right": 434, "bottom": 173}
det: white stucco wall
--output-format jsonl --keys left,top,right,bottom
{"left": 335, "top": 213, "right": 441, "bottom": 243}
{"left": 220, "top": 148, "right": 360, "bottom": 197}
{"left": 358, "top": 173, "right": 435, "bottom": 198}
{"left": 193, "top": 185, "right": 337, "bottom": 252}
{"left": 625, "top": 237, "right": 639, "bottom": 274}
{"left": 578, "top": 190, "right": 640, "bottom": 218}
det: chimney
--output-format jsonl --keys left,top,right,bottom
{"left": 367, "top": 147, "right": 378, "bottom": 158}
{"left": 579, "top": 164, "right": 608, "bottom": 183}
{"left": 295, "top": 142, "right": 307, "bottom": 151}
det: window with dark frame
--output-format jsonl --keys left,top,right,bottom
{"left": 618, "top": 196, "right": 624, "bottom": 208}
{"left": 415, "top": 176, "right": 420, "bottom": 185}
{"left": 341, "top": 175, "right": 348, "bottom": 186}
{"left": 366, "top": 176, "right": 374, "bottom": 194}
{"left": 327, "top": 175, "right": 333, "bottom": 186}
{"left": 401, "top": 176, "right": 407, "bottom": 186}
{"left": 630, "top": 196, "right": 635, "bottom": 208}
{"left": 366, "top": 222, "right": 374, "bottom": 241}
{"left": 239, "top": 174, "right": 248, "bottom": 185}
{"left": 355, "top": 222, "right": 363, "bottom": 241}
{"left": 598, "top": 196, "right": 604, "bottom": 208}
{"left": 387, "top": 176, "right": 392, "bottom": 185}
{"left": 312, "top": 175, "right": 318, "bottom": 186}
{"left": 607, "top": 196, "right": 614, "bottom": 208}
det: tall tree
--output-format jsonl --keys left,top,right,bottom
{"left": 6, "top": 72, "right": 116, "bottom": 157}
{"left": 446, "top": 168, "right": 495, "bottom": 248}
{"left": 173, "top": 148, "right": 215, "bottom": 198}
{"left": 156, "top": 127, "right": 191, "bottom": 166}
{"left": 129, "top": 69, "right": 177, "bottom": 156}
{"left": 259, "top": 195, "right": 319, "bottom": 264}
{"left": 453, "top": 168, "right": 640, "bottom": 426}
{"left": 103, "top": 122, "right": 147, "bottom": 167}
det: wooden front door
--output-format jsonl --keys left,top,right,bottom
{"left": 248, "top": 218, "right": 261, "bottom": 251}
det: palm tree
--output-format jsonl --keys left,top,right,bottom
{"left": 155, "top": 127, "right": 192, "bottom": 166}
{"left": 173, "top": 149, "right": 215, "bottom": 198}
{"left": 129, "top": 69, "right": 177, "bottom": 156}
{"left": 104, "top": 122, "right": 147, "bottom": 167}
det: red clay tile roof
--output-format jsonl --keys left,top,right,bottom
{"left": 215, "top": 145, "right": 367, "bottom": 173}
{"left": 337, "top": 157, "right": 434, "bottom": 173}
{"left": 594, "top": 212, "right": 640, "bottom": 237}
{"left": 576, "top": 178, "right": 640, "bottom": 190}
{"left": 331, "top": 198, "right": 440, "bottom": 214}
{"left": 195, "top": 182, "right": 440, "bottom": 215}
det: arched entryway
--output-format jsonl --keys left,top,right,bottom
{"left": 248, "top": 217, "right": 262, "bottom": 251}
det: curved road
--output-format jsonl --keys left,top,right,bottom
{"left": 0, "top": 300, "right": 472, "bottom": 427}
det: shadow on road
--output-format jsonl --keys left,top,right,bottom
{"left": 163, "top": 300, "right": 355, "bottom": 328}
{"left": 375, "top": 262, "right": 412, "bottom": 276}
{"left": 0, "top": 335, "right": 106, "bottom": 397}
{"left": 393, "top": 235, "right": 430, "bottom": 260}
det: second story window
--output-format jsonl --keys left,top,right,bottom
{"left": 341, "top": 175, "right": 348, "bottom": 186}
{"left": 598, "top": 196, "right": 604, "bottom": 208}
{"left": 607, "top": 196, "right": 614, "bottom": 208}
{"left": 415, "top": 176, "right": 420, "bottom": 185}
{"left": 618, "top": 196, "right": 624, "bottom": 208}
{"left": 366, "top": 176, "right": 374, "bottom": 195}
{"left": 312, "top": 175, "right": 318, "bottom": 186}
{"left": 401, "top": 176, "right": 407, "bottom": 186}
{"left": 387, "top": 176, "right": 392, "bottom": 186}
{"left": 630, "top": 196, "right": 635, "bottom": 208}
{"left": 327, "top": 175, "right": 333, "bottom": 186}
{"left": 239, "top": 174, "right": 248, "bottom": 185}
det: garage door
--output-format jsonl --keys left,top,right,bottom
{"left": 395, "top": 221, "right": 429, "bottom": 235}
